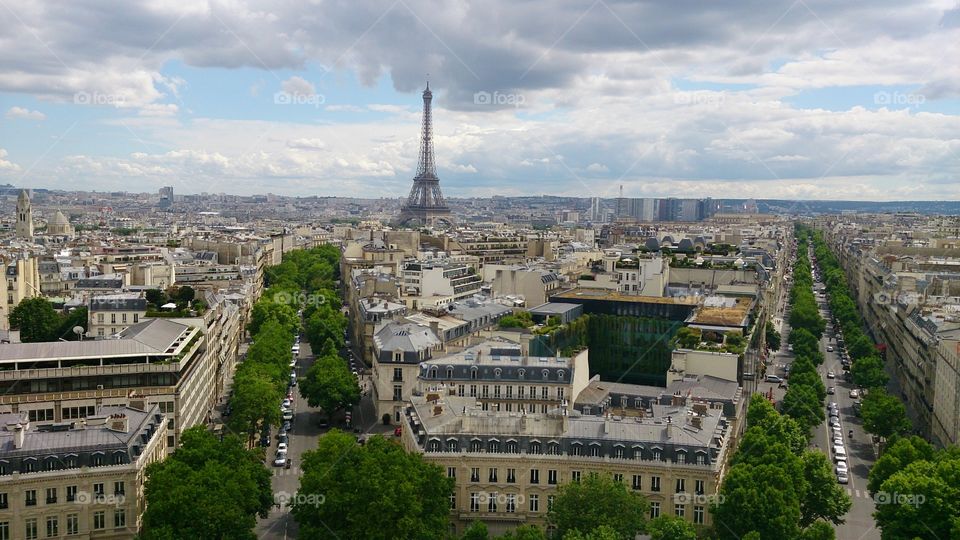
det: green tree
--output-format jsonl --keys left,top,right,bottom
{"left": 547, "top": 473, "right": 648, "bottom": 539}
{"left": 55, "top": 307, "right": 88, "bottom": 341}
{"left": 765, "top": 321, "right": 782, "bottom": 351}
{"left": 9, "top": 297, "right": 61, "bottom": 342}
{"left": 561, "top": 526, "right": 621, "bottom": 540}
{"left": 141, "top": 426, "right": 272, "bottom": 540}
{"left": 177, "top": 285, "right": 196, "bottom": 303}
{"left": 646, "top": 515, "right": 698, "bottom": 540}
{"left": 712, "top": 463, "right": 803, "bottom": 540}
{"left": 292, "top": 431, "right": 453, "bottom": 540}
{"left": 674, "top": 326, "right": 702, "bottom": 349}
{"left": 250, "top": 300, "right": 299, "bottom": 337}
{"left": 145, "top": 288, "right": 166, "bottom": 307}
{"left": 874, "top": 458, "right": 960, "bottom": 540}
{"left": 799, "top": 521, "right": 836, "bottom": 540}
{"left": 461, "top": 521, "right": 489, "bottom": 540}
{"left": 299, "top": 353, "right": 360, "bottom": 415}
{"left": 799, "top": 451, "right": 852, "bottom": 527}
{"left": 850, "top": 355, "right": 888, "bottom": 389}
{"left": 860, "top": 389, "right": 910, "bottom": 440}
{"left": 497, "top": 525, "right": 546, "bottom": 540}
{"left": 782, "top": 383, "right": 825, "bottom": 432}
{"left": 228, "top": 370, "right": 282, "bottom": 436}
{"left": 867, "top": 435, "right": 934, "bottom": 494}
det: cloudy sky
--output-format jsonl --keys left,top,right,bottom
{"left": 0, "top": 0, "right": 958, "bottom": 200}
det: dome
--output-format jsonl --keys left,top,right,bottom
{"left": 50, "top": 210, "right": 69, "bottom": 225}
{"left": 644, "top": 237, "right": 660, "bottom": 251}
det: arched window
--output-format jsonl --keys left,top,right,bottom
{"left": 22, "top": 457, "right": 37, "bottom": 473}
{"left": 588, "top": 443, "right": 601, "bottom": 457}
{"left": 547, "top": 441, "right": 561, "bottom": 455}
{"left": 505, "top": 440, "right": 519, "bottom": 454}
{"left": 529, "top": 440, "right": 542, "bottom": 454}
{"left": 470, "top": 439, "right": 483, "bottom": 452}
{"left": 64, "top": 454, "right": 78, "bottom": 469}
{"left": 570, "top": 442, "right": 583, "bottom": 456}
{"left": 470, "top": 367, "right": 478, "bottom": 380}
{"left": 446, "top": 366, "right": 454, "bottom": 379}
{"left": 488, "top": 440, "right": 501, "bottom": 453}
{"left": 518, "top": 369, "right": 525, "bottom": 379}
{"left": 112, "top": 451, "right": 126, "bottom": 465}
{"left": 43, "top": 457, "right": 59, "bottom": 471}
{"left": 428, "top": 439, "right": 441, "bottom": 452}
{"left": 446, "top": 439, "right": 459, "bottom": 452}
{"left": 677, "top": 449, "right": 687, "bottom": 464}
{"left": 632, "top": 445, "right": 644, "bottom": 460}
{"left": 557, "top": 370, "right": 565, "bottom": 380}
{"left": 429, "top": 367, "right": 438, "bottom": 379}
{"left": 91, "top": 452, "right": 105, "bottom": 467}
{"left": 613, "top": 445, "right": 625, "bottom": 459}
{"left": 652, "top": 448, "right": 662, "bottom": 461}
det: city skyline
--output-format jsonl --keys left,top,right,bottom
{"left": 0, "top": 1, "right": 957, "bottom": 201}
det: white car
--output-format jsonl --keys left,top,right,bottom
{"left": 835, "top": 461, "right": 848, "bottom": 474}
{"left": 827, "top": 370, "right": 835, "bottom": 379}
{"left": 850, "top": 389, "right": 860, "bottom": 399}
{"left": 827, "top": 346, "right": 834, "bottom": 352}
{"left": 273, "top": 452, "right": 287, "bottom": 467}
{"left": 827, "top": 386, "right": 836, "bottom": 395}
{"left": 282, "top": 410, "right": 294, "bottom": 421}
{"left": 282, "top": 399, "right": 292, "bottom": 409}
{"left": 837, "top": 472, "right": 849, "bottom": 484}
{"left": 277, "top": 442, "right": 288, "bottom": 453}
{"left": 829, "top": 417, "right": 841, "bottom": 428}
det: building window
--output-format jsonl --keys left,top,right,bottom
{"left": 122, "top": 313, "right": 127, "bottom": 323}
{"left": 489, "top": 468, "right": 498, "bottom": 482}
{"left": 507, "top": 468, "right": 516, "bottom": 483}
{"left": 613, "top": 473, "right": 624, "bottom": 483}
{"left": 66, "top": 515, "right": 78, "bottom": 536}
{"left": 529, "top": 494, "right": 539, "bottom": 512}
{"left": 541, "top": 387, "right": 549, "bottom": 399}
{"left": 470, "top": 440, "right": 482, "bottom": 452}
{"left": 66, "top": 486, "right": 77, "bottom": 502}
{"left": 694, "top": 505, "right": 705, "bottom": 524}
{"left": 488, "top": 492, "right": 498, "bottom": 512}
{"left": 470, "top": 468, "right": 480, "bottom": 482}
{"left": 114, "top": 509, "right": 126, "bottom": 528}
{"left": 458, "top": 384, "right": 464, "bottom": 396}
{"left": 111, "top": 313, "right": 116, "bottom": 324}
{"left": 25, "top": 490, "right": 37, "bottom": 506}
{"left": 614, "top": 446, "right": 625, "bottom": 459}
{"left": 447, "top": 467, "right": 456, "bottom": 478}
{"left": 393, "top": 368, "right": 402, "bottom": 381}
{"left": 93, "top": 483, "right": 104, "bottom": 496}
{"left": 488, "top": 440, "right": 500, "bottom": 453}
{"left": 428, "top": 440, "right": 441, "bottom": 452}
{"left": 676, "top": 479, "right": 685, "bottom": 493}
{"left": 650, "top": 502, "right": 660, "bottom": 519}
{"left": 494, "top": 368, "right": 502, "bottom": 379}
{"left": 558, "top": 387, "right": 564, "bottom": 400}
{"left": 675, "top": 504, "right": 685, "bottom": 518}
{"left": 46, "top": 517, "right": 58, "bottom": 538}
{"left": 697, "top": 453, "right": 707, "bottom": 465}
{"left": 446, "top": 367, "right": 454, "bottom": 379}
{"left": 632, "top": 475, "right": 641, "bottom": 490}
{"left": 470, "top": 493, "right": 480, "bottom": 512}
{"left": 571, "top": 443, "right": 582, "bottom": 456}
{"left": 470, "top": 368, "right": 478, "bottom": 380}
{"left": 469, "top": 385, "right": 477, "bottom": 397}
{"left": 114, "top": 481, "right": 125, "bottom": 496}
{"left": 0, "top": 522, "right": 7, "bottom": 540}
{"left": 677, "top": 451, "right": 686, "bottom": 464}
{"left": 548, "top": 470, "right": 558, "bottom": 485}
{"left": 529, "top": 441, "right": 542, "bottom": 454}
{"left": 695, "top": 480, "right": 705, "bottom": 495}
{"left": 589, "top": 444, "right": 601, "bottom": 457}
{"left": 494, "top": 385, "right": 501, "bottom": 398}
{"left": 518, "top": 385, "right": 525, "bottom": 398}
{"left": 133, "top": 313, "right": 139, "bottom": 323}
{"left": 530, "top": 469, "right": 540, "bottom": 484}
{"left": 0, "top": 493, "right": 6, "bottom": 509}
{"left": 393, "top": 386, "right": 402, "bottom": 401}
{"left": 97, "top": 313, "right": 104, "bottom": 323}
{"left": 547, "top": 495, "right": 555, "bottom": 511}
{"left": 482, "top": 385, "right": 489, "bottom": 398}
{"left": 651, "top": 476, "right": 661, "bottom": 492}
{"left": 505, "top": 440, "right": 518, "bottom": 453}
{"left": 45, "top": 487, "right": 56, "bottom": 504}
{"left": 506, "top": 385, "right": 513, "bottom": 398}
{"left": 571, "top": 471, "right": 581, "bottom": 482}
{"left": 450, "top": 494, "right": 456, "bottom": 510}
{"left": 506, "top": 494, "right": 516, "bottom": 513}
{"left": 652, "top": 449, "right": 662, "bottom": 461}
{"left": 542, "top": 369, "right": 549, "bottom": 380}
{"left": 447, "top": 439, "right": 459, "bottom": 452}
{"left": 24, "top": 519, "right": 37, "bottom": 540}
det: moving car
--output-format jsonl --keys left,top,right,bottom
{"left": 765, "top": 375, "right": 783, "bottom": 383}
{"left": 827, "top": 386, "right": 836, "bottom": 395}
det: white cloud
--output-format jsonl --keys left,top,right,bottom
{"left": 287, "top": 138, "right": 327, "bottom": 150}
{"left": 280, "top": 76, "right": 316, "bottom": 97}
{"left": 0, "top": 149, "right": 21, "bottom": 173}
{"left": 5, "top": 106, "right": 45, "bottom": 121}
{"left": 138, "top": 104, "right": 179, "bottom": 117}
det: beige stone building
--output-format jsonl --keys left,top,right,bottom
{"left": 2, "top": 257, "right": 41, "bottom": 332}
{"left": 0, "top": 402, "right": 166, "bottom": 540}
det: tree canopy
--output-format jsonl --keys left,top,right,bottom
{"left": 547, "top": 472, "right": 648, "bottom": 539}
{"left": 292, "top": 430, "right": 453, "bottom": 540}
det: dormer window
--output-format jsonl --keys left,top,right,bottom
{"left": 557, "top": 370, "right": 565, "bottom": 380}
{"left": 494, "top": 368, "right": 502, "bottom": 379}
{"left": 542, "top": 369, "right": 549, "bottom": 380}
{"left": 429, "top": 367, "right": 438, "bottom": 379}
{"left": 518, "top": 369, "right": 525, "bottom": 379}
{"left": 446, "top": 367, "right": 454, "bottom": 379}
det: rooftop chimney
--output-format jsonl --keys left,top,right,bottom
{"left": 13, "top": 423, "right": 26, "bottom": 449}
{"left": 107, "top": 414, "right": 129, "bottom": 433}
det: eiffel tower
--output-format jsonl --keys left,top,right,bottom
{"left": 396, "top": 81, "right": 454, "bottom": 227}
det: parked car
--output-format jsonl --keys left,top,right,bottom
{"left": 827, "top": 370, "right": 835, "bottom": 379}
{"left": 829, "top": 417, "right": 841, "bottom": 428}
{"left": 282, "top": 399, "right": 292, "bottom": 409}
{"left": 835, "top": 461, "right": 848, "bottom": 474}
{"left": 827, "top": 345, "right": 834, "bottom": 352}
{"left": 837, "top": 472, "right": 849, "bottom": 484}
{"left": 273, "top": 452, "right": 287, "bottom": 467}
{"left": 282, "top": 421, "right": 292, "bottom": 432}
{"left": 849, "top": 389, "right": 860, "bottom": 399}
{"left": 277, "top": 442, "right": 288, "bottom": 453}
{"left": 765, "top": 375, "right": 783, "bottom": 383}
{"left": 282, "top": 410, "right": 294, "bottom": 421}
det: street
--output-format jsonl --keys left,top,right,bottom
{"left": 253, "top": 340, "right": 383, "bottom": 540}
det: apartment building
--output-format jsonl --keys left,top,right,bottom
{"left": 416, "top": 340, "right": 590, "bottom": 415}
{"left": 0, "top": 318, "right": 211, "bottom": 452}
{"left": 0, "top": 402, "right": 166, "bottom": 540}
{"left": 372, "top": 322, "right": 442, "bottom": 423}
{"left": 402, "top": 375, "right": 741, "bottom": 536}
{"left": 401, "top": 260, "right": 482, "bottom": 309}
{"left": 1, "top": 257, "right": 41, "bottom": 332}
{"left": 481, "top": 264, "right": 563, "bottom": 306}
{"left": 88, "top": 295, "right": 148, "bottom": 338}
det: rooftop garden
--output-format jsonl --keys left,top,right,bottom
{"left": 672, "top": 326, "right": 747, "bottom": 355}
